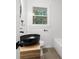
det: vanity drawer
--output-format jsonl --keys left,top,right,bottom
{"left": 20, "top": 53, "right": 40, "bottom": 58}
{"left": 20, "top": 44, "right": 40, "bottom": 59}
{"left": 21, "top": 50, "right": 40, "bottom": 55}
{"left": 20, "top": 50, "right": 40, "bottom": 59}
{"left": 21, "top": 56, "right": 40, "bottom": 59}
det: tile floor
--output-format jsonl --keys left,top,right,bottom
{"left": 42, "top": 48, "right": 61, "bottom": 59}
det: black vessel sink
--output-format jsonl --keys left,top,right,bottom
{"left": 20, "top": 34, "right": 40, "bottom": 46}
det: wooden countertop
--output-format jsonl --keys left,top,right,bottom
{"left": 20, "top": 44, "right": 40, "bottom": 52}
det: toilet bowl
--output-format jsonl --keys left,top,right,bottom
{"left": 40, "top": 40, "right": 44, "bottom": 47}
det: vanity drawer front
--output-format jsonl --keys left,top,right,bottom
{"left": 21, "top": 50, "right": 40, "bottom": 56}
{"left": 20, "top": 50, "right": 40, "bottom": 59}
{"left": 20, "top": 53, "right": 40, "bottom": 58}
{"left": 21, "top": 56, "right": 40, "bottom": 59}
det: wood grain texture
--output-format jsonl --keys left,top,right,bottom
{"left": 20, "top": 44, "right": 40, "bottom": 59}
{"left": 20, "top": 44, "right": 40, "bottom": 52}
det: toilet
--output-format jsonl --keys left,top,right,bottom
{"left": 40, "top": 40, "right": 44, "bottom": 59}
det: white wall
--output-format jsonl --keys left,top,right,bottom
{"left": 21, "top": 0, "right": 53, "bottom": 47}
{"left": 21, "top": 0, "right": 51, "bottom": 32}
{"left": 50, "top": 0, "right": 62, "bottom": 38}
{"left": 50, "top": 0, "right": 62, "bottom": 57}
{"left": 16, "top": 0, "right": 20, "bottom": 41}
{"left": 16, "top": 0, "right": 20, "bottom": 59}
{"left": 21, "top": 0, "right": 62, "bottom": 47}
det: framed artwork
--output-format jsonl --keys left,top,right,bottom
{"left": 33, "top": 7, "right": 47, "bottom": 24}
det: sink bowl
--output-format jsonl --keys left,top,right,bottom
{"left": 20, "top": 34, "right": 40, "bottom": 46}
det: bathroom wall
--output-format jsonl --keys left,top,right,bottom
{"left": 21, "top": 0, "right": 51, "bottom": 33}
{"left": 50, "top": 0, "right": 62, "bottom": 57}
{"left": 50, "top": 0, "right": 62, "bottom": 39}
{"left": 50, "top": 0, "right": 62, "bottom": 47}
{"left": 21, "top": 0, "right": 53, "bottom": 47}
{"left": 21, "top": 0, "right": 62, "bottom": 47}
{"left": 16, "top": 0, "right": 20, "bottom": 41}
{"left": 16, "top": 0, "right": 20, "bottom": 59}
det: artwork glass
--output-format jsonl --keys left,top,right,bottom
{"left": 33, "top": 7, "right": 47, "bottom": 24}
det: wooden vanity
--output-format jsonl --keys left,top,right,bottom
{"left": 20, "top": 44, "right": 40, "bottom": 59}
